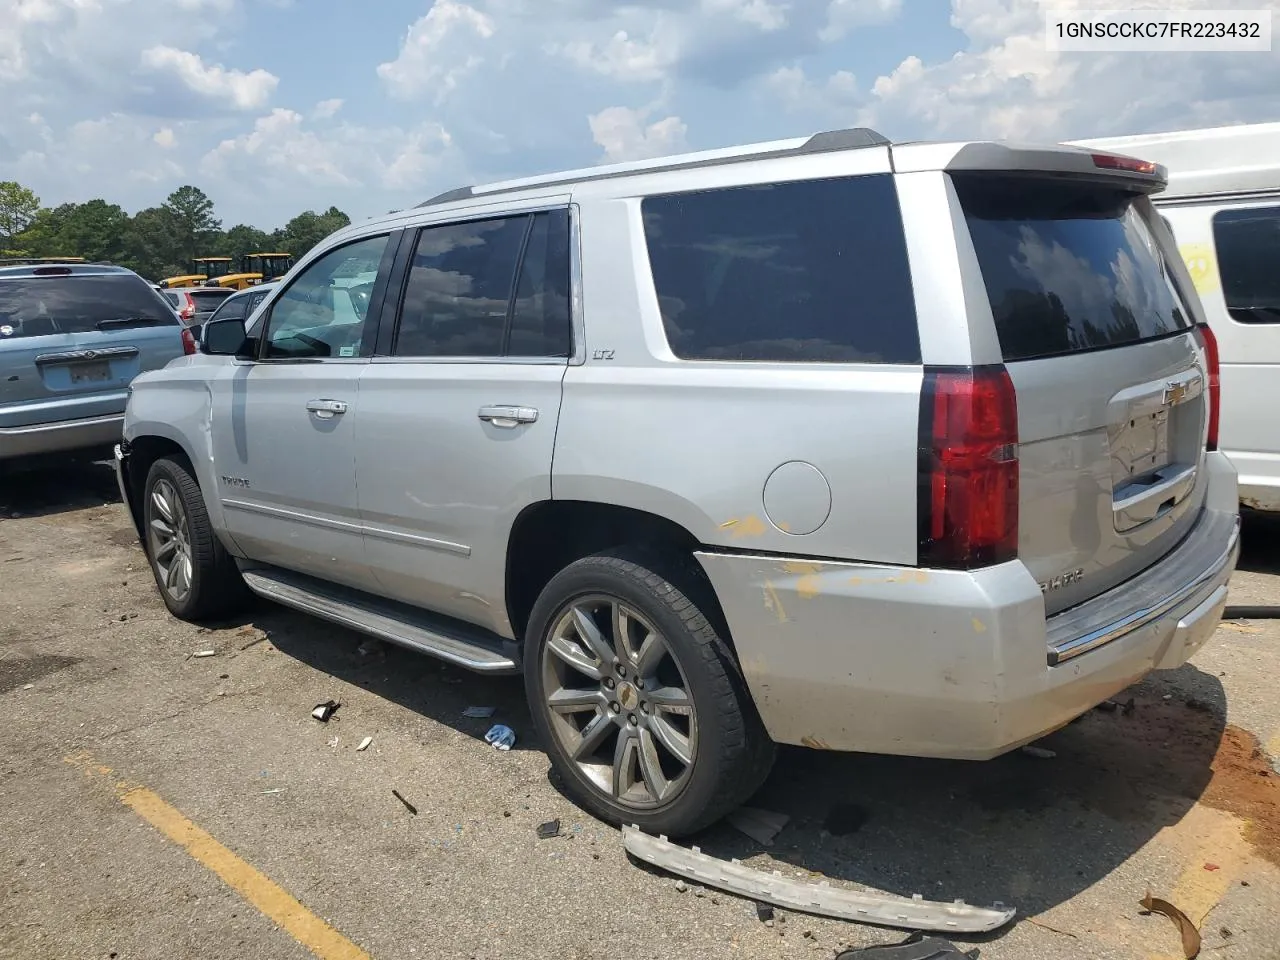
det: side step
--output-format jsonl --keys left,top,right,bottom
{"left": 239, "top": 566, "right": 518, "bottom": 674}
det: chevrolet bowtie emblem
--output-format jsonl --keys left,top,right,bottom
{"left": 1163, "top": 382, "right": 1188, "bottom": 406}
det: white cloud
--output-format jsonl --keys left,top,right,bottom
{"left": 0, "top": 0, "right": 99, "bottom": 80}
{"left": 849, "top": 0, "right": 1280, "bottom": 140}
{"left": 377, "top": 0, "right": 496, "bottom": 101}
{"left": 203, "top": 109, "right": 358, "bottom": 186}
{"left": 554, "top": 29, "right": 674, "bottom": 82}
{"left": 821, "top": 0, "right": 901, "bottom": 40}
{"left": 588, "top": 105, "right": 688, "bottom": 162}
{"left": 701, "top": 0, "right": 790, "bottom": 32}
{"left": 140, "top": 45, "right": 278, "bottom": 110}
{"left": 312, "top": 98, "right": 344, "bottom": 119}
{"left": 766, "top": 64, "right": 858, "bottom": 115}
{"left": 8, "top": 112, "right": 184, "bottom": 188}
{"left": 153, "top": 127, "right": 177, "bottom": 148}
{"left": 202, "top": 108, "right": 459, "bottom": 196}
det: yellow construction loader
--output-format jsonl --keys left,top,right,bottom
{"left": 203, "top": 252, "right": 295, "bottom": 290}
{"left": 159, "top": 257, "right": 233, "bottom": 289}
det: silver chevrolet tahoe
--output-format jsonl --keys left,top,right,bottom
{"left": 116, "top": 127, "right": 1241, "bottom": 836}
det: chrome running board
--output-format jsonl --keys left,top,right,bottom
{"left": 240, "top": 566, "right": 518, "bottom": 674}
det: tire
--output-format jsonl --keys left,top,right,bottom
{"left": 142, "top": 456, "right": 250, "bottom": 621}
{"left": 524, "top": 546, "right": 775, "bottom": 837}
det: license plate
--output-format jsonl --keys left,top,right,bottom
{"left": 69, "top": 360, "right": 111, "bottom": 384}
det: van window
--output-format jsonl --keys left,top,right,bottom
{"left": 954, "top": 175, "right": 1193, "bottom": 361}
{"left": 1212, "top": 205, "right": 1280, "bottom": 323}
{"left": 641, "top": 175, "right": 920, "bottom": 364}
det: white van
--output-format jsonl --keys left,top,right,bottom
{"left": 1072, "top": 123, "right": 1280, "bottom": 513}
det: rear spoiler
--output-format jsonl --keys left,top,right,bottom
{"left": 893, "top": 142, "right": 1169, "bottom": 194}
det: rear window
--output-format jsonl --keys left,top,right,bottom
{"left": 954, "top": 175, "right": 1193, "bottom": 362}
{"left": 190, "top": 290, "right": 233, "bottom": 308}
{"left": 0, "top": 274, "right": 178, "bottom": 340}
{"left": 1212, "top": 205, "right": 1280, "bottom": 323}
{"left": 642, "top": 174, "right": 920, "bottom": 363}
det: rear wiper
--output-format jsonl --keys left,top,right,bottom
{"left": 95, "top": 316, "right": 169, "bottom": 330}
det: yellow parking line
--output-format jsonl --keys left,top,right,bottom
{"left": 66, "top": 753, "right": 371, "bottom": 960}
{"left": 1145, "top": 806, "right": 1250, "bottom": 960}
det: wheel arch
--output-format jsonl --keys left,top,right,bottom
{"left": 503, "top": 499, "right": 734, "bottom": 654}
{"left": 120, "top": 430, "right": 236, "bottom": 555}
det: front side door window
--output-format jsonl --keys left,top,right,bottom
{"left": 261, "top": 235, "right": 390, "bottom": 359}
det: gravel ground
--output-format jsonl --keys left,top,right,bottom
{"left": 2, "top": 461, "right": 1278, "bottom": 960}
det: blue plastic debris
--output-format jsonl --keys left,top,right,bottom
{"left": 485, "top": 724, "right": 516, "bottom": 751}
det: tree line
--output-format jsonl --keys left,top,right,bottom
{"left": 0, "top": 180, "right": 352, "bottom": 283}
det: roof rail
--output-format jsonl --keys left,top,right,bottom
{"left": 416, "top": 126, "right": 891, "bottom": 208}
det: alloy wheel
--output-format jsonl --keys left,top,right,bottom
{"left": 541, "top": 595, "right": 698, "bottom": 809}
{"left": 147, "top": 478, "right": 193, "bottom": 604}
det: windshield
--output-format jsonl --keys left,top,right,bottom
{"left": 0, "top": 274, "right": 178, "bottom": 340}
{"left": 953, "top": 175, "right": 1193, "bottom": 362}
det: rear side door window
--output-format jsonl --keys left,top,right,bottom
{"left": 393, "top": 209, "right": 572, "bottom": 359}
{"left": 260, "top": 235, "right": 391, "bottom": 360}
{"left": 641, "top": 175, "right": 920, "bottom": 363}
{"left": 1212, "top": 205, "right": 1280, "bottom": 323}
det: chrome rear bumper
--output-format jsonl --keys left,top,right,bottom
{"left": 1046, "top": 508, "right": 1240, "bottom": 665}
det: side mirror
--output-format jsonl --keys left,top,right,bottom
{"left": 202, "top": 317, "right": 254, "bottom": 358}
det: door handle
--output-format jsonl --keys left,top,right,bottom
{"left": 306, "top": 399, "right": 348, "bottom": 420}
{"left": 478, "top": 405, "right": 538, "bottom": 428}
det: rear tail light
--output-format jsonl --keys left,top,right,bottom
{"left": 178, "top": 294, "right": 195, "bottom": 322}
{"left": 180, "top": 327, "right": 197, "bottom": 355}
{"left": 918, "top": 366, "right": 1019, "bottom": 568}
{"left": 1090, "top": 152, "right": 1164, "bottom": 177}
{"left": 1193, "top": 323, "right": 1221, "bottom": 451}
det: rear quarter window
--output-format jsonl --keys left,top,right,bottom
{"left": 1212, "top": 205, "right": 1280, "bottom": 323}
{"left": 954, "top": 175, "right": 1192, "bottom": 362}
{"left": 641, "top": 174, "right": 920, "bottom": 363}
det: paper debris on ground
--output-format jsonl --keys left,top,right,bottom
{"left": 192, "top": 650, "right": 216, "bottom": 658}
{"left": 727, "top": 806, "right": 791, "bottom": 845}
{"left": 311, "top": 700, "right": 340, "bottom": 722}
{"left": 357, "top": 736, "right": 373, "bottom": 751}
{"left": 622, "top": 825, "right": 1015, "bottom": 934}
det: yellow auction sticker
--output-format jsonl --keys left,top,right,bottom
{"left": 1180, "top": 243, "right": 1221, "bottom": 295}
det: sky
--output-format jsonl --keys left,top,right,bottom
{"left": 1, "top": 0, "right": 1278, "bottom": 230}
